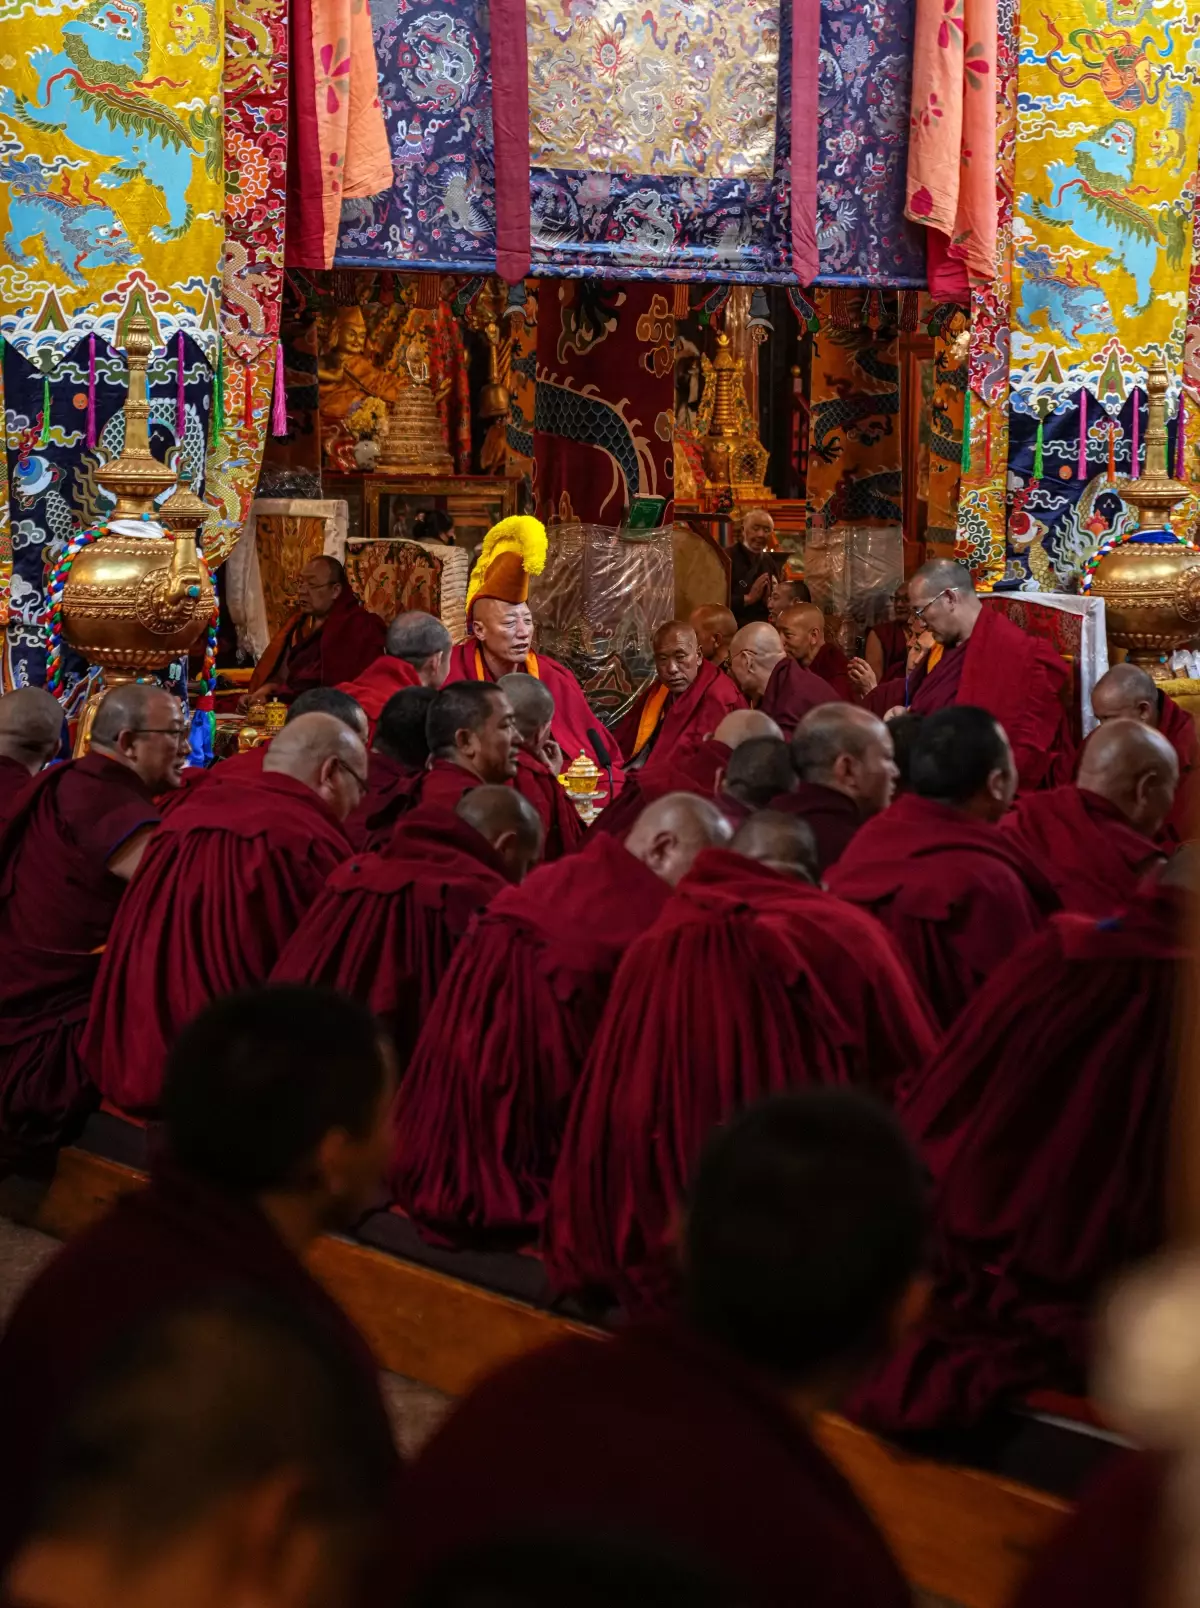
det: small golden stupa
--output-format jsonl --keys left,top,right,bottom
{"left": 700, "top": 333, "right": 773, "bottom": 506}
{"left": 377, "top": 328, "right": 453, "bottom": 474}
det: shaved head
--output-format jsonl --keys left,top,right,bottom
{"left": 652, "top": 620, "right": 702, "bottom": 695}
{"left": 497, "top": 673, "right": 555, "bottom": 744}
{"left": 91, "top": 683, "right": 188, "bottom": 793}
{"left": 689, "top": 605, "right": 738, "bottom": 665}
{"left": 1077, "top": 717, "right": 1179, "bottom": 838}
{"left": 776, "top": 603, "right": 826, "bottom": 667}
{"left": 92, "top": 682, "right": 176, "bottom": 749}
{"left": 455, "top": 784, "right": 543, "bottom": 881}
{"left": 792, "top": 703, "right": 897, "bottom": 816}
{"left": 728, "top": 622, "right": 787, "bottom": 701}
{"left": 264, "top": 712, "right": 369, "bottom": 822}
{"left": 0, "top": 686, "right": 63, "bottom": 773}
{"left": 731, "top": 810, "right": 819, "bottom": 883}
{"left": 723, "top": 736, "right": 797, "bottom": 810}
{"left": 286, "top": 686, "right": 368, "bottom": 742}
{"left": 1091, "top": 662, "right": 1160, "bottom": 728}
{"left": 910, "top": 558, "right": 976, "bottom": 598}
{"left": 625, "top": 790, "right": 732, "bottom": 886}
{"left": 714, "top": 708, "right": 784, "bottom": 748}
{"left": 907, "top": 559, "right": 980, "bottom": 648}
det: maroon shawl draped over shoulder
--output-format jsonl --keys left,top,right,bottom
{"left": 593, "top": 740, "right": 730, "bottom": 840}
{"left": 250, "top": 584, "right": 387, "bottom": 700}
{"left": 808, "top": 641, "right": 856, "bottom": 701}
{"left": 362, "top": 756, "right": 486, "bottom": 850}
{"left": 1003, "top": 785, "right": 1163, "bottom": 916}
{"left": 401, "top": 1321, "right": 910, "bottom": 1608}
{"left": 272, "top": 804, "right": 512, "bottom": 1058}
{"left": 513, "top": 748, "right": 585, "bottom": 860}
{"left": 854, "top": 889, "right": 1185, "bottom": 1434}
{"left": 84, "top": 771, "right": 348, "bottom": 1113}
{"left": 543, "top": 850, "right": 936, "bottom": 1314}
{"left": 612, "top": 659, "right": 745, "bottom": 771}
{"left": 0, "top": 753, "right": 159, "bottom": 1161}
{"left": 870, "top": 619, "right": 909, "bottom": 681}
{"left": 766, "top": 781, "right": 863, "bottom": 873}
{"left": 345, "top": 749, "right": 421, "bottom": 852}
{"left": 0, "top": 1164, "right": 400, "bottom": 1572}
{"left": 390, "top": 832, "right": 671, "bottom": 1244}
{"left": 0, "top": 755, "right": 32, "bottom": 823}
{"left": 336, "top": 654, "right": 420, "bottom": 736}
{"left": 1158, "top": 691, "right": 1200, "bottom": 845}
{"left": 827, "top": 794, "right": 1058, "bottom": 1031}
{"left": 757, "top": 656, "right": 839, "bottom": 737}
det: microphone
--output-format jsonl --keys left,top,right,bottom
{"left": 587, "top": 726, "right": 614, "bottom": 806}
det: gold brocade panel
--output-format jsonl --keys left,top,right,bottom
{"left": 255, "top": 514, "right": 328, "bottom": 635}
{"left": 343, "top": 541, "right": 443, "bottom": 622}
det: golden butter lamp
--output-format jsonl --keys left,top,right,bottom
{"left": 558, "top": 751, "right": 606, "bottom": 823}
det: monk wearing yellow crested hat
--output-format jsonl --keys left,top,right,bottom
{"left": 445, "top": 517, "right": 626, "bottom": 795}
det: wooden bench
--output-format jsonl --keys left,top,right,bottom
{"left": 20, "top": 1145, "right": 1070, "bottom": 1608}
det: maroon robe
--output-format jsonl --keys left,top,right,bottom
{"left": 869, "top": 620, "right": 909, "bottom": 681}
{"left": 827, "top": 793, "right": 1058, "bottom": 1031}
{"left": 543, "top": 850, "right": 936, "bottom": 1314}
{"left": 0, "top": 1164, "right": 401, "bottom": 1572}
{"left": 808, "top": 641, "right": 856, "bottom": 701}
{"left": 83, "top": 770, "right": 348, "bottom": 1113}
{"left": 345, "top": 748, "right": 421, "bottom": 852}
{"left": 0, "top": 754, "right": 32, "bottom": 823}
{"left": 593, "top": 740, "right": 731, "bottom": 840}
{"left": 401, "top": 1322, "right": 910, "bottom": 1608}
{"left": 757, "top": 655, "right": 839, "bottom": 737}
{"left": 272, "top": 804, "right": 511, "bottom": 1059}
{"left": 767, "top": 781, "right": 863, "bottom": 873}
{"left": 390, "top": 832, "right": 672, "bottom": 1244}
{"left": 854, "top": 889, "right": 1184, "bottom": 1434}
{"left": 249, "top": 584, "right": 387, "bottom": 700}
{"left": 612, "top": 659, "right": 745, "bottom": 772}
{"left": 1003, "top": 785, "right": 1164, "bottom": 916}
{"left": 513, "top": 748, "right": 585, "bottom": 860}
{"left": 0, "top": 753, "right": 159, "bottom": 1162}
{"left": 336, "top": 654, "right": 421, "bottom": 739}
{"left": 1158, "top": 691, "right": 1200, "bottom": 845}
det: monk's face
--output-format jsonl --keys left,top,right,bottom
{"left": 472, "top": 599, "right": 534, "bottom": 666}
{"left": 893, "top": 583, "right": 911, "bottom": 624}
{"left": 1092, "top": 682, "right": 1156, "bottom": 728}
{"left": 124, "top": 690, "right": 190, "bottom": 792}
{"left": 777, "top": 610, "right": 823, "bottom": 666}
{"left": 298, "top": 560, "right": 343, "bottom": 620}
{"left": 653, "top": 627, "right": 702, "bottom": 696}
{"left": 907, "top": 580, "right": 963, "bottom": 646}
{"left": 461, "top": 691, "right": 520, "bottom": 783}
{"left": 741, "top": 512, "right": 774, "bottom": 553}
{"left": 843, "top": 727, "right": 899, "bottom": 817}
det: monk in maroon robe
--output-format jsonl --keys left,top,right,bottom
{"left": 854, "top": 872, "right": 1188, "bottom": 1435}
{"left": 336, "top": 610, "right": 450, "bottom": 738}
{"left": 611, "top": 622, "right": 745, "bottom": 774}
{"left": 870, "top": 560, "right": 1076, "bottom": 792}
{"left": 497, "top": 673, "right": 585, "bottom": 860}
{"left": 246, "top": 555, "right": 386, "bottom": 704}
{"left": 728, "top": 621, "right": 838, "bottom": 737}
{"left": 343, "top": 686, "right": 435, "bottom": 850}
{"left": 828, "top": 706, "right": 1058, "bottom": 1031}
{"left": 543, "top": 840, "right": 936, "bottom": 1314}
{"left": 1003, "top": 718, "right": 1176, "bottom": 915}
{"left": 1092, "top": 660, "right": 1200, "bottom": 845}
{"left": 83, "top": 713, "right": 365, "bottom": 1114}
{"left": 688, "top": 603, "right": 738, "bottom": 669}
{"left": 716, "top": 735, "right": 797, "bottom": 826}
{"left": 390, "top": 794, "right": 731, "bottom": 1246}
{"left": 0, "top": 684, "right": 186, "bottom": 1164}
{"left": 0, "top": 988, "right": 402, "bottom": 1572}
{"left": 866, "top": 583, "right": 912, "bottom": 683}
{"left": 777, "top": 603, "right": 856, "bottom": 700}
{"left": 273, "top": 789, "right": 542, "bottom": 1059}
{"left": 402, "top": 1093, "right": 924, "bottom": 1608}
{"left": 771, "top": 703, "right": 898, "bottom": 873}
{"left": 0, "top": 687, "right": 62, "bottom": 822}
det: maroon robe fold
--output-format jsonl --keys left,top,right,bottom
{"left": 367, "top": 756, "right": 487, "bottom": 850}
{"left": 336, "top": 654, "right": 421, "bottom": 738}
{"left": 853, "top": 889, "right": 1184, "bottom": 1434}
{"left": 592, "top": 739, "right": 731, "bottom": 839}
{"left": 513, "top": 748, "right": 585, "bottom": 860}
{"left": 272, "top": 804, "right": 511, "bottom": 1059}
{"left": 83, "top": 771, "right": 348, "bottom": 1113}
{"left": 390, "top": 832, "right": 672, "bottom": 1244}
{"left": 0, "top": 754, "right": 32, "bottom": 823}
{"left": 612, "top": 659, "right": 745, "bottom": 771}
{"left": 0, "top": 1164, "right": 401, "bottom": 1572}
{"left": 808, "top": 641, "right": 856, "bottom": 701}
{"left": 401, "top": 1321, "right": 910, "bottom": 1608}
{"left": 827, "top": 793, "right": 1058, "bottom": 1031}
{"left": 1003, "top": 785, "right": 1163, "bottom": 916}
{"left": 345, "top": 748, "right": 421, "bottom": 852}
{"left": 1158, "top": 691, "right": 1200, "bottom": 845}
{"left": 756, "top": 656, "right": 839, "bottom": 737}
{"left": 249, "top": 584, "right": 387, "bottom": 700}
{"left": 0, "top": 753, "right": 159, "bottom": 1161}
{"left": 870, "top": 620, "right": 909, "bottom": 680}
{"left": 543, "top": 850, "right": 936, "bottom": 1313}
{"left": 767, "top": 780, "right": 863, "bottom": 872}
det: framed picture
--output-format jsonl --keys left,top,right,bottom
{"left": 323, "top": 474, "right": 519, "bottom": 554}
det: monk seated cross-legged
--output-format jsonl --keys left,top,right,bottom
{"left": 344, "top": 685, "right": 438, "bottom": 851}
{"left": 273, "top": 787, "right": 543, "bottom": 1062}
{"left": 1003, "top": 717, "right": 1176, "bottom": 916}
{"left": 84, "top": 713, "right": 366, "bottom": 1114}
{"left": 1092, "top": 660, "right": 1200, "bottom": 845}
{"left": 854, "top": 856, "right": 1194, "bottom": 1437}
{"left": 498, "top": 674, "right": 586, "bottom": 861}
{"left": 245, "top": 555, "right": 387, "bottom": 707}
{"left": 542, "top": 812, "right": 936, "bottom": 1314}
{"left": 776, "top": 603, "right": 856, "bottom": 701}
{"left": 0, "top": 987, "right": 402, "bottom": 1573}
{"left": 336, "top": 609, "right": 451, "bottom": 738}
{"left": 769, "top": 703, "right": 899, "bottom": 874}
{"left": 715, "top": 735, "right": 797, "bottom": 827}
{"left": 688, "top": 604, "right": 738, "bottom": 670}
{"left": 611, "top": 621, "right": 745, "bottom": 777}
{"left": 0, "top": 683, "right": 186, "bottom": 1167}
{"left": 828, "top": 706, "right": 1059, "bottom": 1033}
{"left": 390, "top": 794, "right": 731, "bottom": 1248}
{"left": 0, "top": 687, "right": 62, "bottom": 823}
{"left": 402, "top": 1091, "right": 926, "bottom": 1608}
{"left": 728, "top": 621, "right": 839, "bottom": 738}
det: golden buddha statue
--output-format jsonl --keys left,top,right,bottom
{"left": 318, "top": 305, "right": 409, "bottom": 423}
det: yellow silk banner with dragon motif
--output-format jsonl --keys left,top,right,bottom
{"left": 1009, "top": 0, "right": 1200, "bottom": 416}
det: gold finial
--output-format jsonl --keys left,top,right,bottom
{"left": 158, "top": 468, "right": 209, "bottom": 534}
{"left": 1119, "top": 361, "right": 1190, "bottom": 533}
{"left": 96, "top": 314, "right": 176, "bottom": 519}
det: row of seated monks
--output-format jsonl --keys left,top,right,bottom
{"left": 0, "top": 528, "right": 1196, "bottom": 1604}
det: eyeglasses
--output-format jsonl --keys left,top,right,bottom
{"left": 334, "top": 756, "right": 369, "bottom": 795}
{"left": 131, "top": 727, "right": 191, "bottom": 746}
{"left": 909, "top": 589, "right": 952, "bottom": 623}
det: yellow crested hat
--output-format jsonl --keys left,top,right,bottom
{"left": 465, "top": 515, "right": 548, "bottom": 616}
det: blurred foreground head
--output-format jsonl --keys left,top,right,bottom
{"left": 7, "top": 1294, "right": 398, "bottom": 1608}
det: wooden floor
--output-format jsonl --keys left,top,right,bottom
{"left": 26, "top": 1147, "right": 1070, "bottom": 1608}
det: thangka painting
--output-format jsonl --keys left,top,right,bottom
{"left": 806, "top": 291, "right": 903, "bottom": 527}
